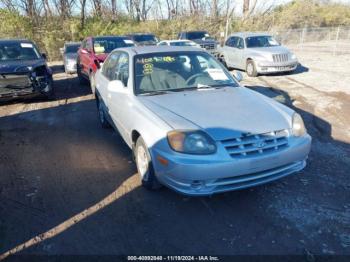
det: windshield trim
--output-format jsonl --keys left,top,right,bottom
{"left": 133, "top": 51, "right": 238, "bottom": 96}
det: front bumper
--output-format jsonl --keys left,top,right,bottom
{"left": 152, "top": 135, "right": 311, "bottom": 196}
{"left": 64, "top": 61, "right": 77, "bottom": 73}
{"left": 256, "top": 61, "right": 298, "bottom": 74}
{"left": 0, "top": 73, "right": 53, "bottom": 100}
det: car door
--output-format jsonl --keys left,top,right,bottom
{"left": 106, "top": 52, "right": 131, "bottom": 142}
{"left": 221, "top": 37, "right": 238, "bottom": 68}
{"left": 235, "top": 37, "right": 246, "bottom": 70}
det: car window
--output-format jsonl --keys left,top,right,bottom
{"left": 237, "top": 38, "right": 244, "bottom": 49}
{"left": 245, "top": 36, "right": 280, "bottom": 48}
{"left": 0, "top": 42, "right": 41, "bottom": 61}
{"left": 86, "top": 39, "right": 92, "bottom": 52}
{"left": 112, "top": 53, "right": 129, "bottom": 86}
{"left": 103, "top": 52, "right": 120, "bottom": 80}
{"left": 134, "top": 51, "right": 238, "bottom": 94}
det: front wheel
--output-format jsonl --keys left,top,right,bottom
{"left": 89, "top": 72, "right": 96, "bottom": 94}
{"left": 135, "top": 137, "right": 162, "bottom": 190}
{"left": 96, "top": 97, "right": 111, "bottom": 128}
{"left": 246, "top": 60, "right": 258, "bottom": 77}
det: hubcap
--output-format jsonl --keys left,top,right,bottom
{"left": 136, "top": 145, "right": 149, "bottom": 181}
{"left": 247, "top": 63, "right": 254, "bottom": 75}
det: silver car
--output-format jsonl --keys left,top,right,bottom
{"left": 94, "top": 46, "right": 311, "bottom": 196}
{"left": 61, "top": 42, "right": 81, "bottom": 74}
{"left": 219, "top": 32, "right": 298, "bottom": 77}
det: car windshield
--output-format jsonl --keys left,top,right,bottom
{"left": 93, "top": 38, "right": 134, "bottom": 54}
{"left": 65, "top": 44, "right": 80, "bottom": 53}
{"left": 134, "top": 52, "right": 238, "bottom": 95}
{"left": 133, "top": 35, "right": 157, "bottom": 43}
{"left": 245, "top": 36, "right": 280, "bottom": 48}
{"left": 0, "top": 42, "right": 41, "bottom": 61}
{"left": 170, "top": 41, "right": 196, "bottom": 47}
{"left": 186, "top": 32, "right": 209, "bottom": 40}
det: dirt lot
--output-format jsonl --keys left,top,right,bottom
{"left": 0, "top": 50, "right": 350, "bottom": 259}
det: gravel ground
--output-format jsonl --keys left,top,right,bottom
{"left": 0, "top": 51, "right": 349, "bottom": 260}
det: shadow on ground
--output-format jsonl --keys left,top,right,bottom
{"left": 0, "top": 82, "right": 349, "bottom": 258}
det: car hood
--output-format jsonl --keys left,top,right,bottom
{"left": 0, "top": 59, "right": 46, "bottom": 74}
{"left": 248, "top": 45, "right": 290, "bottom": 55}
{"left": 139, "top": 87, "right": 293, "bottom": 141}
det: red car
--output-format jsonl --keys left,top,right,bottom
{"left": 77, "top": 36, "right": 134, "bottom": 92}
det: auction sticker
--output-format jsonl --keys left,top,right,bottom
{"left": 206, "top": 68, "right": 228, "bottom": 81}
{"left": 21, "top": 43, "right": 33, "bottom": 48}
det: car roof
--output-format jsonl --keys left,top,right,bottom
{"left": 0, "top": 39, "right": 34, "bottom": 44}
{"left": 64, "top": 41, "right": 81, "bottom": 45}
{"left": 127, "top": 33, "right": 155, "bottom": 35}
{"left": 115, "top": 46, "right": 204, "bottom": 55}
{"left": 181, "top": 30, "right": 208, "bottom": 33}
{"left": 161, "top": 40, "right": 190, "bottom": 43}
{"left": 228, "top": 32, "right": 271, "bottom": 38}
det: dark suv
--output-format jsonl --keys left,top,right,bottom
{"left": 0, "top": 39, "right": 54, "bottom": 100}
{"left": 77, "top": 36, "right": 134, "bottom": 93}
{"left": 178, "top": 31, "right": 218, "bottom": 56}
{"left": 126, "top": 33, "right": 158, "bottom": 46}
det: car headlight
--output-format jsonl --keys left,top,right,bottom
{"left": 167, "top": 130, "right": 217, "bottom": 154}
{"left": 290, "top": 53, "right": 297, "bottom": 60}
{"left": 292, "top": 113, "right": 306, "bottom": 137}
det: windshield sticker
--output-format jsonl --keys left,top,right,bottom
{"left": 124, "top": 39, "right": 134, "bottom": 44}
{"left": 206, "top": 68, "right": 228, "bottom": 81}
{"left": 136, "top": 56, "right": 176, "bottom": 64}
{"left": 143, "top": 63, "right": 153, "bottom": 74}
{"left": 94, "top": 45, "right": 105, "bottom": 54}
{"left": 20, "top": 43, "right": 33, "bottom": 48}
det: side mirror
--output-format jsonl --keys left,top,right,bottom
{"left": 59, "top": 48, "right": 64, "bottom": 54}
{"left": 232, "top": 71, "right": 243, "bottom": 82}
{"left": 108, "top": 80, "right": 124, "bottom": 93}
{"left": 41, "top": 53, "right": 47, "bottom": 60}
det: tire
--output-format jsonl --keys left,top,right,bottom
{"left": 96, "top": 96, "right": 111, "bottom": 129}
{"left": 246, "top": 60, "right": 258, "bottom": 77}
{"left": 44, "top": 76, "right": 55, "bottom": 100}
{"left": 220, "top": 55, "right": 229, "bottom": 69}
{"left": 77, "top": 62, "right": 86, "bottom": 84}
{"left": 89, "top": 71, "right": 96, "bottom": 94}
{"left": 134, "top": 136, "right": 162, "bottom": 190}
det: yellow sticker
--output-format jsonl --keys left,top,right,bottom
{"left": 143, "top": 63, "right": 153, "bottom": 74}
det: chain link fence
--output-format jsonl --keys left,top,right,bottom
{"left": 272, "top": 26, "right": 350, "bottom": 55}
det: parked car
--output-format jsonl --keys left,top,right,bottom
{"left": 0, "top": 39, "right": 54, "bottom": 100}
{"left": 77, "top": 36, "right": 135, "bottom": 93}
{"left": 94, "top": 46, "right": 311, "bottom": 196}
{"left": 126, "top": 33, "right": 158, "bottom": 46}
{"left": 218, "top": 32, "right": 298, "bottom": 77}
{"left": 157, "top": 40, "right": 200, "bottom": 48}
{"left": 178, "top": 31, "right": 219, "bottom": 56}
{"left": 61, "top": 42, "right": 81, "bottom": 74}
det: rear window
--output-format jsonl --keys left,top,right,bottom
{"left": 0, "top": 42, "right": 41, "bottom": 61}
{"left": 93, "top": 37, "right": 134, "bottom": 54}
{"left": 65, "top": 44, "right": 80, "bottom": 53}
{"left": 133, "top": 35, "right": 157, "bottom": 43}
{"left": 186, "top": 32, "right": 209, "bottom": 40}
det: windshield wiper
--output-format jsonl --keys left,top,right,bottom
{"left": 139, "top": 90, "right": 175, "bottom": 96}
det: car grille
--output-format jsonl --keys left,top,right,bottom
{"left": 221, "top": 130, "right": 289, "bottom": 158}
{"left": 200, "top": 43, "right": 216, "bottom": 50}
{"left": 272, "top": 53, "right": 289, "bottom": 63}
